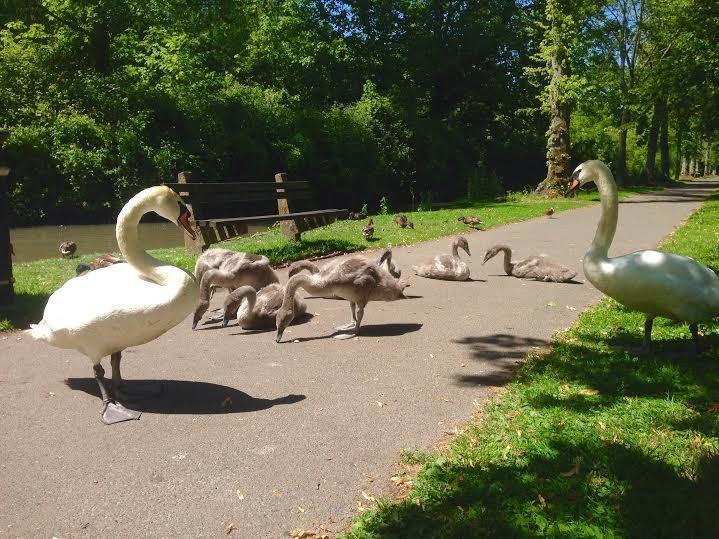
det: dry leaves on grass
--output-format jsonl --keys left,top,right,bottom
{"left": 224, "top": 522, "right": 238, "bottom": 535}
{"left": 537, "top": 494, "right": 547, "bottom": 510}
{"left": 361, "top": 491, "right": 376, "bottom": 502}
{"left": 707, "top": 402, "right": 719, "bottom": 413}
{"left": 560, "top": 457, "right": 581, "bottom": 477}
{"left": 578, "top": 388, "right": 599, "bottom": 396}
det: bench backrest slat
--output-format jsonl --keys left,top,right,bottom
{"left": 180, "top": 190, "right": 312, "bottom": 205}
{"left": 163, "top": 181, "right": 310, "bottom": 194}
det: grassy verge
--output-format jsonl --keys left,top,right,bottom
{"left": 344, "top": 193, "right": 719, "bottom": 537}
{"left": 0, "top": 185, "right": 658, "bottom": 330}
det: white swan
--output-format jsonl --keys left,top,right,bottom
{"left": 28, "top": 186, "right": 199, "bottom": 424}
{"left": 568, "top": 160, "right": 719, "bottom": 352}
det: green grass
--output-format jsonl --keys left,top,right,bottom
{"left": 0, "top": 186, "right": 658, "bottom": 331}
{"left": 343, "top": 193, "right": 719, "bottom": 538}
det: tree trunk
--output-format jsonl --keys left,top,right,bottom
{"left": 535, "top": 0, "right": 572, "bottom": 196}
{"left": 675, "top": 126, "right": 683, "bottom": 180}
{"left": 616, "top": 109, "right": 630, "bottom": 186}
{"left": 659, "top": 109, "right": 670, "bottom": 180}
{"left": 644, "top": 100, "right": 661, "bottom": 184}
{"left": 704, "top": 141, "right": 711, "bottom": 176}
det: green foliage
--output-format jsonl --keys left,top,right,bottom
{"left": 379, "top": 196, "right": 390, "bottom": 215}
{"left": 344, "top": 193, "right": 719, "bottom": 538}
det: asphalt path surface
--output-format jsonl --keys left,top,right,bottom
{"left": 1, "top": 179, "right": 716, "bottom": 538}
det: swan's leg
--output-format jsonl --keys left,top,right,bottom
{"left": 353, "top": 303, "right": 365, "bottom": 335}
{"left": 95, "top": 362, "right": 141, "bottom": 425}
{"left": 111, "top": 352, "right": 163, "bottom": 401}
{"left": 631, "top": 317, "right": 654, "bottom": 355}
{"left": 689, "top": 323, "right": 704, "bottom": 354}
{"left": 335, "top": 302, "right": 358, "bottom": 331}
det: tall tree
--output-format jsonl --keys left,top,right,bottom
{"left": 534, "top": 0, "right": 575, "bottom": 195}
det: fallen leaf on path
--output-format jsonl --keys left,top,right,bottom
{"left": 460, "top": 363, "right": 466, "bottom": 367}
{"left": 375, "top": 401, "right": 385, "bottom": 407}
{"left": 436, "top": 395, "right": 453, "bottom": 403}
{"left": 361, "top": 491, "right": 376, "bottom": 502}
{"left": 537, "top": 494, "right": 547, "bottom": 510}
{"left": 547, "top": 301, "right": 557, "bottom": 307}
{"left": 224, "top": 522, "right": 238, "bottom": 534}
{"left": 235, "top": 489, "right": 244, "bottom": 500}
{"left": 293, "top": 339, "right": 300, "bottom": 343}
{"left": 566, "top": 305, "right": 577, "bottom": 311}
{"left": 297, "top": 506, "right": 305, "bottom": 513}
{"left": 366, "top": 475, "right": 374, "bottom": 483}
{"left": 289, "top": 529, "right": 315, "bottom": 538}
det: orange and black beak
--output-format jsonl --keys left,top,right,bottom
{"left": 565, "top": 169, "right": 581, "bottom": 196}
{"left": 177, "top": 203, "right": 196, "bottom": 240}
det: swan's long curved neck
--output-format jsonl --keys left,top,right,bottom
{"left": 452, "top": 241, "right": 460, "bottom": 257}
{"left": 282, "top": 274, "right": 315, "bottom": 311}
{"left": 498, "top": 247, "right": 514, "bottom": 275}
{"left": 229, "top": 287, "right": 257, "bottom": 314}
{"left": 587, "top": 169, "right": 619, "bottom": 262}
{"left": 116, "top": 194, "right": 168, "bottom": 284}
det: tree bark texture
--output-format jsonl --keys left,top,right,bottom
{"left": 659, "top": 110, "right": 670, "bottom": 179}
{"left": 644, "top": 100, "right": 662, "bottom": 183}
{"left": 535, "top": 1, "right": 572, "bottom": 196}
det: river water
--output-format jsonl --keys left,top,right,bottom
{"left": 9, "top": 223, "right": 185, "bottom": 263}
{"left": 11, "top": 221, "right": 271, "bottom": 263}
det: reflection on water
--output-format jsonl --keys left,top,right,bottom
{"left": 11, "top": 221, "right": 271, "bottom": 263}
{"left": 11, "top": 222, "right": 184, "bottom": 263}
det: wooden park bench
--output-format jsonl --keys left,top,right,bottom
{"left": 164, "top": 172, "right": 347, "bottom": 254}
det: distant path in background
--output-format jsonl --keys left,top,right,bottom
{"left": 0, "top": 179, "right": 715, "bottom": 537}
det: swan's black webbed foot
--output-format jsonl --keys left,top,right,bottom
{"left": 101, "top": 401, "right": 141, "bottom": 425}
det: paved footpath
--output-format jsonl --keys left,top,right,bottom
{"left": 1, "top": 180, "right": 716, "bottom": 538}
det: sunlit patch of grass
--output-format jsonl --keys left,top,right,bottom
{"left": 344, "top": 193, "right": 719, "bottom": 538}
{"left": 0, "top": 185, "right": 658, "bottom": 330}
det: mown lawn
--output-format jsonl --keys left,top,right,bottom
{"left": 0, "top": 185, "right": 657, "bottom": 330}
{"left": 343, "top": 193, "right": 719, "bottom": 538}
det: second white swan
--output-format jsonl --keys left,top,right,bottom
{"left": 568, "top": 160, "right": 719, "bottom": 352}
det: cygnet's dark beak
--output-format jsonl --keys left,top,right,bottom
{"left": 465, "top": 247, "right": 471, "bottom": 257}
{"left": 191, "top": 315, "right": 200, "bottom": 330}
{"left": 482, "top": 252, "right": 490, "bottom": 265}
{"left": 221, "top": 314, "right": 232, "bottom": 328}
{"left": 275, "top": 329, "right": 284, "bottom": 343}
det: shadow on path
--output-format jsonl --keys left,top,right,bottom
{"left": 65, "top": 378, "right": 306, "bottom": 414}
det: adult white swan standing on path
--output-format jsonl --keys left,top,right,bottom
{"left": 567, "top": 160, "right": 719, "bottom": 352}
{"left": 28, "top": 186, "right": 200, "bottom": 424}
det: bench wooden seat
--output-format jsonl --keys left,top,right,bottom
{"left": 164, "top": 172, "right": 347, "bottom": 254}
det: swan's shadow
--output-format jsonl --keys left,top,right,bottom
{"left": 64, "top": 378, "right": 305, "bottom": 414}
{"left": 288, "top": 322, "right": 423, "bottom": 342}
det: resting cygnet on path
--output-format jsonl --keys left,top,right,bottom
{"left": 412, "top": 236, "right": 471, "bottom": 281}
{"left": 482, "top": 244, "right": 577, "bottom": 282}
{"left": 220, "top": 284, "right": 306, "bottom": 329}
{"left": 192, "top": 249, "right": 279, "bottom": 328}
